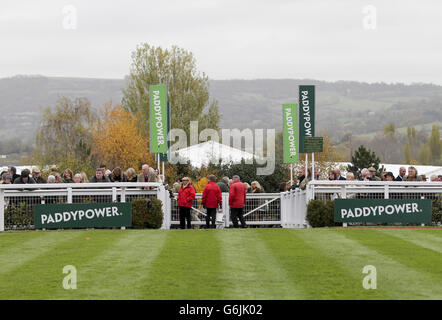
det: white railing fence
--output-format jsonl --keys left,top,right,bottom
{"left": 305, "top": 180, "right": 442, "bottom": 226}
{"left": 0, "top": 183, "right": 300, "bottom": 231}
{"left": 0, "top": 183, "right": 163, "bottom": 231}
{"left": 170, "top": 193, "right": 284, "bottom": 228}
{"left": 2, "top": 181, "right": 438, "bottom": 231}
{"left": 280, "top": 189, "right": 308, "bottom": 228}
{"left": 306, "top": 180, "right": 442, "bottom": 202}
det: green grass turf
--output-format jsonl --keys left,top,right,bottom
{"left": 0, "top": 228, "right": 441, "bottom": 300}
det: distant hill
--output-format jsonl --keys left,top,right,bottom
{"left": 0, "top": 75, "right": 125, "bottom": 143}
{"left": 0, "top": 75, "right": 441, "bottom": 145}
{"left": 210, "top": 79, "right": 442, "bottom": 142}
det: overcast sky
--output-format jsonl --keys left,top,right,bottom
{"left": 1, "top": 0, "right": 441, "bottom": 84}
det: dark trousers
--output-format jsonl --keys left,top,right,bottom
{"left": 179, "top": 206, "right": 192, "bottom": 229}
{"left": 206, "top": 208, "right": 217, "bottom": 228}
{"left": 231, "top": 207, "right": 247, "bottom": 228}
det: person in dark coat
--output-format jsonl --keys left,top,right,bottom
{"left": 110, "top": 167, "right": 127, "bottom": 182}
{"left": 125, "top": 168, "right": 138, "bottom": 183}
{"left": 177, "top": 177, "right": 196, "bottom": 229}
{"left": 202, "top": 175, "right": 222, "bottom": 229}
{"left": 32, "top": 167, "right": 46, "bottom": 183}
{"left": 394, "top": 166, "right": 406, "bottom": 181}
{"left": 13, "top": 169, "right": 36, "bottom": 184}
{"left": 385, "top": 172, "right": 395, "bottom": 181}
{"left": 62, "top": 169, "right": 74, "bottom": 183}
{"left": 334, "top": 168, "right": 346, "bottom": 180}
{"left": 8, "top": 166, "right": 20, "bottom": 183}
{"left": 229, "top": 175, "right": 247, "bottom": 228}
{"left": 1, "top": 174, "right": 12, "bottom": 184}
{"left": 90, "top": 169, "right": 111, "bottom": 183}
{"left": 217, "top": 176, "right": 230, "bottom": 192}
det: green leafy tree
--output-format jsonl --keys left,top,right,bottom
{"left": 219, "top": 159, "right": 288, "bottom": 193}
{"left": 403, "top": 126, "right": 419, "bottom": 163}
{"left": 122, "top": 44, "right": 220, "bottom": 142}
{"left": 32, "top": 97, "right": 98, "bottom": 175}
{"left": 371, "top": 123, "right": 399, "bottom": 163}
{"left": 347, "top": 145, "right": 381, "bottom": 178}
{"left": 384, "top": 123, "right": 395, "bottom": 137}
{"left": 419, "top": 143, "right": 432, "bottom": 165}
{"left": 403, "top": 140, "right": 412, "bottom": 164}
{"left": 429, "top": 125, "right": 441, "bottom": 164}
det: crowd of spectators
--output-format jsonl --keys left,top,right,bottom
{"left": 1, "top": 164, "right": 441, "bottom": 190}
{"left": 0, "top": 164, "right": 163, "bottom": 185}
{"left": 283, "top": 165, "right": 442, "bottom": 191}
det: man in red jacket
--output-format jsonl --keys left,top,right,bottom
{"left": 177, "top": 177, "right": 196, "bottom": 229}
{"left": 229, "top": 175, "right": 247, "bottom": 228}
{"left": 202, "top": 175, "right": 222, "bottom": 229}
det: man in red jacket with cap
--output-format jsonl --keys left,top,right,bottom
{"left": 202, "top": 175, "right": 222, "bottom": 229}
{"left": 229, "top": 175, "right": 247, "bottom": 228}
{"left": 177, "top": 177, "right": 196, "bottom": 229}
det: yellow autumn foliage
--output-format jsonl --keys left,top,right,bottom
{"left": 192, "top": 177, "right": 209, "bottom": 193}
{"left": 91, "top": 103, "right": 155, "bottom": 170}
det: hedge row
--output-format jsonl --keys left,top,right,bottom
{"left": 131, "top": 198, "right": 163, "bottom": 229}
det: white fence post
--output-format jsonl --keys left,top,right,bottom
{"left": 280, "top": 192, "right": 286, "bottom": 228}
{"left": 67, "top": 187, "right": 73, "bottom": 204}
{"left": 119, "top": 187, "right": 126, "bottom": 230}
{"left": 0, "top": 189, "right": 4, "bottom": 232}
{"left": 300, "top": 190, "right": 308, "bottom": 228}
{"left": 112, "top": 187, "right": 117, "bottom": 202}
{"left": 306, "top": 183, "right": 314, "bottom": 203}
{"left": 293, "top": 190, "right": 298, "bottom": 227}
{"left": 157, "top": 185, "right": 169, "bottom": 230}
{"left": 384, "top": 184, "right": 389, "bottom": 199}
{"left": 223, "top": 193, "right": 230, "bottom": 228}
{"left": 341, "top": 185, "right": 348, "bottom": 228}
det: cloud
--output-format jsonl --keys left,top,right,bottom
{"left": 0, "top": 0, "right": 441, "bottom": 84}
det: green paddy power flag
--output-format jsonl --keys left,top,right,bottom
{"left": 150, "top": 84, "right": 168, "bottom": 153}
{"left": 299, "top": 85, "right": 315, "bottom": 153}
{"left": 282, "top": 103, "right": 299, "bottom": 163}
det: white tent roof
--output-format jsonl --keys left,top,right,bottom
{"left": 176, "top": 140, "right": 259, "bottom": 168}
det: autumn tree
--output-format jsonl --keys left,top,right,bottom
{"left": 91, "top": 103, "right": 155, "bottom": 170}
{"left": 418, "top": 143, "right": 432, "bottom": 165}
{"left": 32, "top": 97, "right": 98, "bottom": 175}
{"left": 122, "top": 44, "right": 220, "bottom": 142}
{"left": 429, "top": 124, "right": 441, "bottom": 164}
{"left": 400, "top": 126, "right": 418, "bottom": 164}
{"left": 297, "top": 134, "right": 347, "bottom": 180}
{"left": 403, "top": 140, "right": 412, "bottom": 164}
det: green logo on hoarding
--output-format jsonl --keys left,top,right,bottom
{"left": 334, "top": 199, "right": 432, "bottom": 223}
{"left": 34, "top": 202, "right": 132, "bottom": 229}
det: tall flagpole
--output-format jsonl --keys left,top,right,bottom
{"left": 290, "top": 163, "right": 293, "bottom": 186}
{"left": 312, "top": 153, "right": 315, "bottom": 181}
{"left": 162, "top": 161, "right": 165, "bottom": 183}
{"left": 305, "top": 154, "right": 308, "bottom": 179}
{"left": 157, "top": 154, "right": 160, "bottom": 176}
